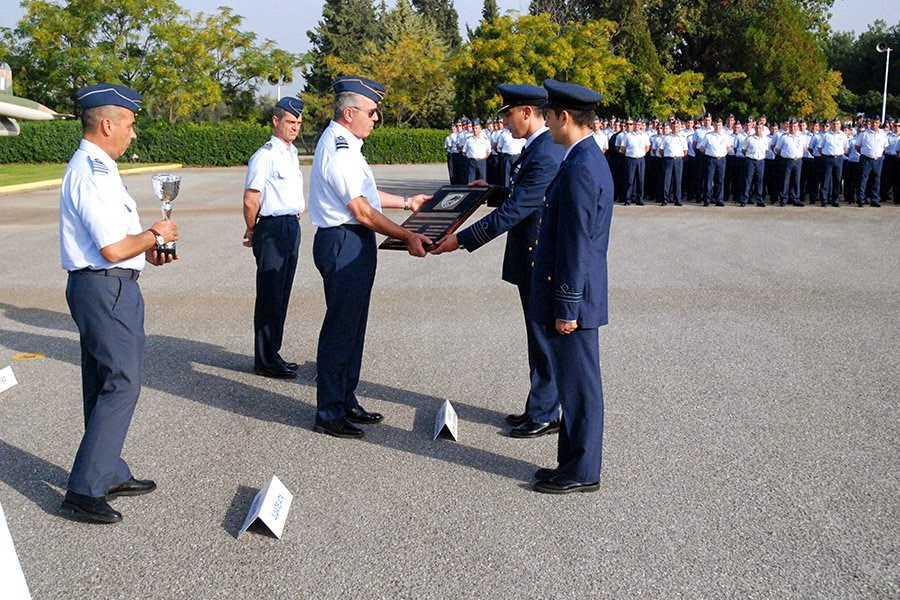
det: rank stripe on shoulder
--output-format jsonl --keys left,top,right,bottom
{"left": 335, "top": 135, "right": 349, "bottom": 150}
{"left": 90, "top": 158, "right": 110, "bottom": 176}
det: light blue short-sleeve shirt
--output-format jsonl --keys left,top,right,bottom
{"left": 59, "top": 139, "right": 144, "bottom": 271}
{"left": 308, "top": 121, "right": 380, "bottom": 228}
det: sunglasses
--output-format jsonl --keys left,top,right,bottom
{"left": 351, "top": 106, "right": 378, "bottom": 118}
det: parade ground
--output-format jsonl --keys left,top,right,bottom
{"left": 0, "top": 164, "right": 897, "bottom": 599}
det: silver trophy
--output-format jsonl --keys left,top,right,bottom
{"left": 151, "top": 173, "right": 181, "bottom": 256}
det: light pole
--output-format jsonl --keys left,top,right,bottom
{"left": 876, "top": 42, "right": 892, "bottom": 123}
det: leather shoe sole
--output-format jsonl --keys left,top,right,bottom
{"left": 253, "top": 366, "right": 297, "bottom": 379}
{"left": 346, "top": 406, "right": 383, "bottom": 424}
{"left": 505, "top": 412, "right": 529, "bottom": 426}
{"left": 62, "top": 492, "right": 122, "bottom": 524}
{"left": 510, "top": 420, "right": 560, "bottom": 438}
{"left": 314, "top": 419, "right": 364, "bottom": 439}
{"left": 533, "top": 479, "right": 600, "bottom": 494}
{"left": 106, "top": 477, "right": 157, "bottom": 500}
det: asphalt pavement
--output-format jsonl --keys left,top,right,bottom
{"left": 0, "top": 164, "right": 897, "bottom": 599}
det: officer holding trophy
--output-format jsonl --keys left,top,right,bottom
{"left": 59, "top": 83, "right": 178, "bottom": 523}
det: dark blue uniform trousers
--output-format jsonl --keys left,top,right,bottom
{"left": 65, "top": 271, "right": 143, "bottom": 497}
{"left": 547, "top": 326, "right": 604, "bottom": 484}
{"left": 252, "top": 215, "right": 300, "bottom": 371}
{"left": 781, "top": 158, "right": 802, "bottom": 204}
{"left": 742, "top": 159, "right": 766, "bottom": 205}
{"left": 858, "top": 155, "right": 883, "bottom": 203}
{"left": 467, "top": 158, "right": 487, "bottom": 183}
{"left": 705, "top": 156, "right": 726, "bottom": 204}
{"left": 518, "top": 284, "right": 559, "bottom": 423}
{"left": 819, "top": 155, "right": 844, "bottom": 205}
{"left": 313, "top": 224, "right": 376, "bottom": 422}
{"left": 661, "top": 157, "right": 683, "bottom": 204}
{"left": 624, "top": 157, "right": 645, "bottom": 204}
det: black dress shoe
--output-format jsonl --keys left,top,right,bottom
{"left": 534, "top": 467, "right": 558, "bottom": 482}
{"left": 62, "top": 491, "right": 122, "bottom": 523}
{"left": 346, "top": 405, "right": 383, "bottom": 424}
{"left": 871, "top": 202, "right": 881, "bottom": 207}
{"left": 253, "top": 366, "right": 297, "bottom": 379}
{"left": 505, "top": 412, "right": 529, "bottom": 426}
{"left": 107, "top": 477, "right": 156, "bottom": 499}
{"left": 282, "top": 361, "right": 299, "bottom": 371}
{"left": 510, "top": 419, "right": 560, "bottom": 438}
{"left": 674, "top": 201, "right": 683, "bottom": 206}
{"left": 533, "top": 478, "right": 600, "bottom": 495}
{"left": 314, "top": 418, "right": 364, "bottom": 438}
{"left": 756, "top": 202, "right": 766, "bottom": 207}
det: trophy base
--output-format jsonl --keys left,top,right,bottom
{"left": 156, "top": 244, "right": 177, "bottom": 257}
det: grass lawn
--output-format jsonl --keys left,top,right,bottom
{"left": 0, "top": 162, "right": 171, "bottom": 186}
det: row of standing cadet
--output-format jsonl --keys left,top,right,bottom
{"left": 447, "top": 113, "right": 900, "bottom": 207}
{"left": 599, "top": 114, "right": 900, "bottom": 207}
{"left": 444, "top": 117, "right": 524, "bottom": 187}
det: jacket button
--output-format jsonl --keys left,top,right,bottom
{"left": 547, "top": 276, "right": 552, "bottom": 281}
{"left": 528, "top": 246, "right": 533, "bottom": 251}
{"left": 531, "top": 261, "right": 534, "bottom": 268}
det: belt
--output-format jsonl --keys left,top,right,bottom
{"left": 71, "top": 267, "right": 140, "bottom": 281}
{"left": 258, "top": 214, "right": 300, "bottom": 220}
{"left": 663, "top": 156, "right": 683, "bottom": 160}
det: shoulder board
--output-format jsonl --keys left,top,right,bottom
{"left": 91, "top": 158, "right": 110, "bottom": 176}
{"left": 335, "top": 136, "right": 349, "bottom": 150}
{"left": 262, "top": 141, "right": 273, "bottom": 150}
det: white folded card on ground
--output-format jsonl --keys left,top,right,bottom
{"left": 0, "top": 500, "right": 31, "bottom": 600}
{"left": 238, "top": 475, "right": 293, "bottom": 539}
{"left": 0, "top": 366, "right": 17, "bottom": 394}
{"left": 433, "top": 399, "right": 459, "bottom": 441}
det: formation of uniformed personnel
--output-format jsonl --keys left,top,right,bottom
{"left": 431, "top": 83, "right": 565, "bottom": 439}
{"left": 59, "top": 84, "right": 179, "bottom": 524}
{"left": 307, "top": 75, "right": 431, "bottom": 439}
{"left": 530, "top": 79, "right": 612, "bottom": 494}
{"left": 243, "top": 97, "right": 305, "bottom": 379}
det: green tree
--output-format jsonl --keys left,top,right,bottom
{"left": 2, "top": 0, "right": 300, "bottom": 122}
{"left": 455, "top": 14, "right": 630, "bottom": 117}
{"left": 482, "top": 0, "right": 499, "bottom": 24}
{"left": 412, "top": 0, "right": 461, "bottom": 49}
{"left": 824, "top": 20, "right": 900, "bottom": 116}
{"left": 322, "top": 0, "right": 454, "bottom": 127}
{"left": 304, "top": 0, "right": 380, "bottom": 95}
{"left": 738, "top": 0, "right": 841, "bottom": 117}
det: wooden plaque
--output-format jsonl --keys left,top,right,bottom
{"left": 379, "top": 185, "right": 500, "bottom": 251}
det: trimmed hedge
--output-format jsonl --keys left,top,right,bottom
{"left": 360, "top": 128, "right": 446, "bottom": 164}
{"left": 0, "top": 120, "right": 446, "bottom": 165}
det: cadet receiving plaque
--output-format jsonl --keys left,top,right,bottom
{"left": 379, "top": 185, "right": 499, "bottom": 250}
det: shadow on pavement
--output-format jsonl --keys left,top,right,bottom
{"left": 0, "top": 304, "right": 537, "bottom": 490}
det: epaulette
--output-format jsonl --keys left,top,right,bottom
{"left": 262, "top": 141, "right": 273, "bottom": 150}
{"left": 335, "top": 136, "right": 349, "bottom": 150}
{"left": 90, "top": 158, "right": 110, "bottom": 176}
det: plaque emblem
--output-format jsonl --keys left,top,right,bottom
{"left": 439, "top": 193, "right": 465, "bottom": 210}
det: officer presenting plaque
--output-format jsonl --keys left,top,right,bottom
{"left": 379, "top": 185, "right": 500, "bottom": 251}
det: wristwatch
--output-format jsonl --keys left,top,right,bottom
{"left": 149, "top": 228, "right": 165, "bottom": 246}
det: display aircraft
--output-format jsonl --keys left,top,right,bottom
{"left": 0, "top": 62, "right": 71, "bottom": 136}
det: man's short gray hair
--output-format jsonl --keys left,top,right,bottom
{"left": 334, "top": 92, "right": 362, "bottom": 121}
